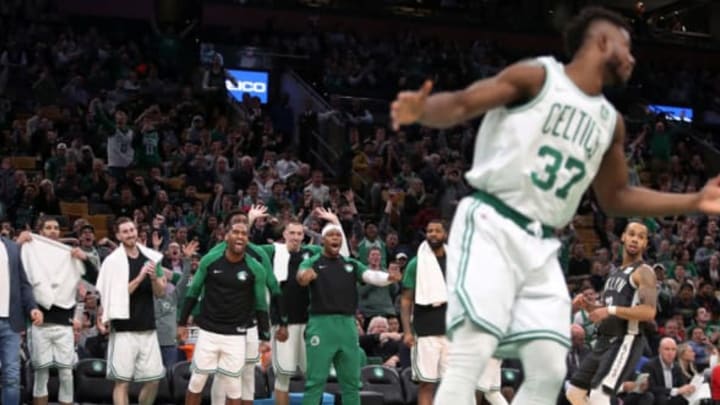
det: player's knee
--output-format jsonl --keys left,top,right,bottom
{"left": 522, "top": 342, "right": 566, "bottom": 384}
{"left": 58, "top": 368, "right": 74, "bottom": 403}
{"left": 565, "top": 384, "right": 588, "bottom": 405}
{"left": 537, "top": 357, "right": 565, "bottom": 383}
{"left": 33, "top": 368, "right": 50, "bottom": 397}
{"left": 188, "top": 372, "right": 209, "bottom": 393}
{"left": 274, "top": 373, "right": 290, "bottom": 392}
{"left": 221, "top": 375, "right": 243, "bottom": 399}
{"left": 241, "top": 365, "right": 254, "bottom": 400}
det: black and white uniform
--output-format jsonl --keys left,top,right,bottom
{"left": 570, "top": 261, "right": 647, "bottom": 394}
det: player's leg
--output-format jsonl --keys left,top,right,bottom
{"left": 483, "top": 390, "right": 509, "bottom": 405}
{"left": 56, "top": 325, "right": 77, "bottom": 405}
{"left": 435, "top": 198, "right": 513, "bottom": 404}
{"left": 215, "top": 333, "right": 246, "bottom": 404}
{"left": 187, "top": 329, "right": 221, "bottom": 404}
{"left": 511, "top": 339, "right": 567, "bottom": 405}
{"left": 477, "top": 358, "right": 508, "bottom": 405}
{"left": 138, "top": 381, "right": 160, "bottom": 405}
{"left": 416, "top": 335, "right": 447, "bottom": 405}
{"left": 210, "top": 376, "right": 226, "bottom": 405}
{"left": 32, "top": 367, "right": 49, "bottom": 405}
{"left": 587, "top": 335, "right": 645, "bottom": 405}
{"left": 134, "top": 331, "right": 165, "bottom": 405}
{"left": 301, "top": 316, "right": 337, "bottom": 405}
{"left": 434, "top": 322, "right": 500, "bottom": 404}
{"left": 501, "top": 241, "right": 571, "bottom": 405}
{"left": 113, "top": 381, "right": 131, "bottom": 405}
{"left": 216, "top": 374, "right": 242, "bottom": 405}
{"left": 108, "top": 331, "right": 137, "bottom": 405}
{"left": 57, "top": 368, "right": 74, "bottom": 405}
{"left": 566, "top": 350, "right": 603, "bottom": 405}
{"left": 240, "top": 362, "right": 255, "bottom": 405}
{"left": 334, "top": 316, "right": 361, "bottom": 405}
{"left": 240, "top": 327, "right": 259, "bottom": 405}
{"left": 273, "top": 324, "right": 302, "bottom": 405}
{"left": 29, "top": 325, "right": 50, "bottom": 405}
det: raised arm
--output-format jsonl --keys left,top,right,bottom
{"left": 593, "top": 116, "right": 720, "bottom": 217}
{"left": 391, "top": 61, "right": 545, "bottom": 130}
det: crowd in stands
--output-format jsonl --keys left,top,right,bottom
{"left": 4, "top": 0, "right": 720, "bottom": 403}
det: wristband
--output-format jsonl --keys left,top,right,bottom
{"left": 608, "top": 305, "right": 617, "bottom": 316}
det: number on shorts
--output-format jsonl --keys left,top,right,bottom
{"left": 530, "top": 145, "right": 586, "bottom": 200}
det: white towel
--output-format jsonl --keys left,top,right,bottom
{"left": 21, "top": 234, "right": 85, "bottom": 310}
{"left": 414, "top": 241, "right": 448, "bottom": 306}
{"left": 0, "top": 241, "right": 9, "bottom": 317}
{"left": 96, "top": 244, "right": 162, "bottom": 324}
{"left": 273, "top": 242, "right": 290, "bottom": 282}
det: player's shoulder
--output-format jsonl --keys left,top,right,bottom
{"left": 301, "top": 252, "right": 323, "bottom": 267}
{"left": 499, "top": 56, "right": 550, "bottom": 84}
{"left": 632, "top": 263, "right": 656, "bottom": 282}
{"left": 199, "top": 246, "right": 225, "bottom": 267}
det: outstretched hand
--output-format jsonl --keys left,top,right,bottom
{"left": 390, "top": 80, "right": 433, "bottom": 131}
{"left": 697, "top": 175, "right": 720, "bottom": 214}
{"left": 314, "top": 207, "right": 339, "bottom": 225}
{"left": 248, "top": 204, "right": 269, "bottom": 227}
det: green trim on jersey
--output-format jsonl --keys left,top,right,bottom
{"left": 207, "top": 241, "right": 280, "bottom": 296}
{"left": 186, "top": 245, "right": 273, "bottom": 313}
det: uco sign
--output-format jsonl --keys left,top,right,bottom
{"left": 226, "top": 69, "right": 270, "bottom": 103}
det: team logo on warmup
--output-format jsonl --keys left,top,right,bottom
{"left": 237, "top": 271, "right": 248, "bottom": 281}
{"left": 310, "top": 335, "right": 320, "bottom": 346}
{"left": 344, "top": 264, "right": 353, "bottom": 273}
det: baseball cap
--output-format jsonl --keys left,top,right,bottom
{"left": 396, "top": 252, "right": 408, "bottom": 260}
{"left": 57, "top": 143, "right": 67, "bottom": 150}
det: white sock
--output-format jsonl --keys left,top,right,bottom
{"left": 434, "top": 321, "right": 500, "bottom": 405}
{"left": 510, "top": 340, "right": 567, "bottom": 405}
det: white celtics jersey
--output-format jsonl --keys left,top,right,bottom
{"left": 465, "top": 56, "right": 617, "bottom": 229}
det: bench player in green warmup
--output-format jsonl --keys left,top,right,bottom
{"left": 296, "top": 224, "right": 402, "bottom": 405}
{"left": 178, "top": 218, "right": 274, "bottom": 405}
{"left": 189, "top": 206, "right": 281, "bottom": 405}
{"left": 251, "top": 206, "right": 350, "bottom": 405}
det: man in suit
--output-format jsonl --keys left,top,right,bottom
{"left": 642, "top": 337, "right": 696, "bottom": 405}
{"left": 559, "top": 324, "right": 591, "bottom": 405}
{"left": 0, "top": 236, "right": 44, "bottom": 405}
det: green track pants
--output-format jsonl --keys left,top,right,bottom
{"left": 301, "top": 314, "right": 361, "bottom": 405}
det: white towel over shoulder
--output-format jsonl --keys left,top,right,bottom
{"left": 273, "top": 242, "right": 290, "bottom": 282}
{"left": 414, "top": 241, "right": 448, "bottom": 306}
{"left": 21, "top": 234, "right": 85, "bottom": 310}
{"left": 96, "top": 244, "right": 162, "bottom": 324}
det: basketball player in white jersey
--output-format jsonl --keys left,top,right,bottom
{"left": 391, "top": 6, "right": 720, "bottom": 405}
